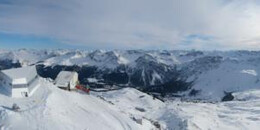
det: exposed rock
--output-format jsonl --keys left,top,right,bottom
{"left": 222, "top": 92, "right": 234, "bottom": 102}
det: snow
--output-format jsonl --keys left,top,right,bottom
{"left": 233, "top": 89, "right": 260, "bottom": 101}
{"left": 172, "top": 92, "right": 260, "bottom": 130}
{"left": 2, "top": 49, "right": 53, "bottom": 66}
{"left": 93, "top": 87, "right": 260, "bottom": 130}
{"left": 1, "top": 66, "right": 37, "bottom": 84}
{"left": 2, "top": 77, "right": 260, "bottom": 129}
{"left": 0, "top": 79, "right": 153, "bottom": 130}
{"left": 38, "top": 50, "right": 180, "bottom": 69}
{"left": 188, "top": 60, "right": 260, "bottom": 101}
{"left": 93, "top": 88, "right": 170, "bottom": 129}
{"left": 3, "top": 50, "right": 260, "bottom": 129}
{"left": 2, "top": 49, "right": 260, "bottom": 101}
{"left": 43, "top": 50, "right": 132, "bottom": 69}
{"left": 150, "top": 71, "right": 162, "bottom": 85}
{"left": 240, "top": 69, "right": 258, "bottom": 76}
{"left": 87, "top": 78, "right": 98, "bottom": 83}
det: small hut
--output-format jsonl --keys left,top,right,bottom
{"left": 55, "top": 71, "right": 78, "bottom": 91}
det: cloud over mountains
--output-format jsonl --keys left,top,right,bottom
{"left": 1, "top": 0, "right": 260, "bottom": 50}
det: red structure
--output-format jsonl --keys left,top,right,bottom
{"left": 76, "top": 85, "right": 90, "bottom": 94}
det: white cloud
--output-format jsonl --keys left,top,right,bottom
{"left": 1, "top": 0, "right": 260, "bottom": 50}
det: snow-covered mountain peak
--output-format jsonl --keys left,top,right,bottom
{"left": 2, "top": 49, "right": 260, "bottom": 101}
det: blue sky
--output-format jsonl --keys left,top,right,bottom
{"left": 1, "top": 0, "right": 260, "bottom": 50}
{"left": 0, "top": 32, "right": 89, "bottom": 50}
{"left": 0, "top": 32, "right": 60, "bottom": 49}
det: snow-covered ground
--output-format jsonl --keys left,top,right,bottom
{"left": 0, "top": 79, "right": 154, "bottom": 130}
{"left": 94, "top": 88, "right": 260, "bottom": 130}
{"left": 1, "top": 78, "right": 260, "bottom": 130}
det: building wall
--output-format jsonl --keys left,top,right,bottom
{"left": 28, "top": 78, "right": 40, "bottom": 97}
{"left": 27, "top": 75, "right": 38, "bottom": 93}
{"left": 12, "top": 78, "right": 27, "bottom": 85}
{"left": 12, "top": 87, "right": 29, "bottom": 98}
{"left": 0, "top": 66, "right": 39, "bottom": 98}
{"left": 0, "top": 72, "right": 12, "bottom": 96}
{"left": 11, "top": 76, "right": 39, "bottom": 97}
{"left": 69, "top": 73, "right": 78, "bottom": 89}
{"left": 26, "top": 67, "right": 38, "bottom": 84}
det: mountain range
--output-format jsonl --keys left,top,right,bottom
{"left": 1, "top": 49, "right": 260, "bottom": 101}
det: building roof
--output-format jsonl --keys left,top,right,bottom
{"left": 1, "top": 66, "right": 37, "bottom": 83}
{"left": 55, "top": 71, "right": 77, "bottom": 87}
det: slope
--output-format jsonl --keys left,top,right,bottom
{"left": 94, "top": 87, "right": 260, "bottom": 130}
{"left": 0, "top": 78, "right": 152, "bottom": 130}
